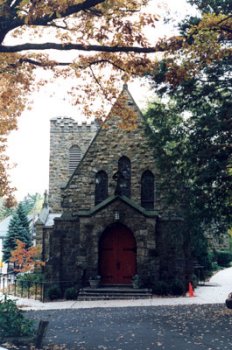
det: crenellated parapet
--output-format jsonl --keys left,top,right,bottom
{"left": 50, "top": 117, "right": 99, "bottom": 134}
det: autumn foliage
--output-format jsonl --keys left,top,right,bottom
{"left": 158, "top": 11, "right": 232, "bottom": 87}
{"left": 0, "top": 0, "right": 231, "bottom": 205}
{"left": 10, "top": 239, "right": 45, "bottom": 273}
{"left": 0, "top": 0, "right": 159, "bottom": 204}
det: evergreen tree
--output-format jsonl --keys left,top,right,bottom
{"left": 0, "top": 198, "right": 15, "bottom": 221}
{"left": 17, "top": 203, "right": 30, "bottom": 235}
{"left": 20, "top": 193, "right": 42, "bottom": 215}
{"left": 3, "top": 204, "right": 32, "bottom": 263}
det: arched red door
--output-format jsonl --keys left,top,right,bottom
{"left": 99, "top": 224, "right": 136, "bottom": 285}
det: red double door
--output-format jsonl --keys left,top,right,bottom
{"left": 99, "top": 224, "right": 137, "bottom": 285}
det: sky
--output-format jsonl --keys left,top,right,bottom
{"left": 6, "top": 0, "right": 197, "bottom": 201}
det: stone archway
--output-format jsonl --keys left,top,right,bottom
{"left": 99, "top": 223, "right": 137, "bottom": 285}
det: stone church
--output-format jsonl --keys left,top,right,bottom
{"left": 36, "top": 84, "right": 191, "bottom": 291}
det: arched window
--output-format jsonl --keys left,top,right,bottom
{"left": 95, "top": 171, "right": 108, "bottom": 205}
{"left": 141, "top": 170, "right": 154, "bottom": 210}
{"left": 116, "top": 156, "right": 131, "bottom": 197}
{"left": 69, "top": 145, "right": 82, "bottom": 175}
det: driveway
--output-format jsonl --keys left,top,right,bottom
{"left": 21, "top": 304, "right": 232, "bottom": 349}
{"left": 1, "top": 267, "right": 232, "bottom": 349}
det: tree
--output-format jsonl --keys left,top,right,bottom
{"left": 147, "top": 0, "right": 231, "bottom": 224}
{"left": 145, "top": 0, "right": 231, "bottom": 268}
{"left": 3, "top": 203, "right": 32, "bottom": 262}
{"left": 0, "top": 0, "right": 158, "bottom": 203}
{"left": 155, "top": 0, "right": 231, "bottom": 88}
{"left": 20, "top": 193, "right": 43, "bottom": 215}
{"left": 10, "top": 239, "right": 44, "bottom": 273}
{"left": 0, "top": 193, "right": 41, "bottom": 235}
{"left": 17, "top": 202, "right": 30, "bottom": 233}
{"left": 0, "top": 0, "right": 230, "bottom": 203}
{"left": 0, "top": 197, "right": 15, "bottom": 221}
{"left": 147, "top": 57, "right": 231, "bottom": 223}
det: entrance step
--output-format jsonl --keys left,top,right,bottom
{"left": 78, "top": 287, "right": 152, "bottom": 301}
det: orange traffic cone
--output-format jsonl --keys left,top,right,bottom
{"left": 188, "top": 282, "right": 195, "bottom": 297}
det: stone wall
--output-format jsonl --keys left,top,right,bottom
{"left": 43, "top": 211, "right": 192, "bottom": 288}
{"left": 44, "top": 215, "right": 81, "bottom": 283}
{"left": 43, "top": 85, "right": 189, "bottom": 290}
{"left": 49, "top": 117, "right": 98, "bottom": 212}
{"left": 62, "top": 86, "right": 162, "bottom": 213}
{"left": 45, "top": 199, "right": 160, "bottom": 287}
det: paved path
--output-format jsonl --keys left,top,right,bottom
{"left": 2, "top": 267, "right": 231, "bottom": 311}
{"left": 23, "top": 303, "right": 232, "bottom": 350}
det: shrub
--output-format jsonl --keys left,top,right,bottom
{"left": 170, "top": 279, "right": 186, "bottom": 296}
{"left": 47, "top": 285, "right": 62, "bottom": 300}
{"left": 0, "top": 296, "right": 34, "bottom": 338}
{"left": 64, "top": 287, "right": 78, "bottom": 300}
{"left": 216, "top": 250, "right": 232, "bottom": 267}
{"left": 152, "top": 281, "right": 169, "bottom": 295}
{"left": 17, "top": 272, "right": 44, "bottom": 288}
{"left": 189, "top": 274, "right": 198, "bottom": 289}
{"left": 211, "top": 261, "right": 220, "bottom": 271}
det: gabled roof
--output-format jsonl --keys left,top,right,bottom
{"left": 64, "top": 84, "right": 147, "bottom": 190}
{"left": 76, "top": 195, "right": 158, "bottom": 218}
{"left": 36, "top": 206, "right": 50, "bottom": 225}
{"left": 105, "top": 84, "right": 144, "bottom": 123}
{"left": 35, "top": 203, "right": 62, "bottom": 227}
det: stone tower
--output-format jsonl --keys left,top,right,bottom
{"left": 49, "top": 117, "right": 99, "bottom": 212}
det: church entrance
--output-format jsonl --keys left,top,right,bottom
{"left": 99, "top": 224, "right": 137, "bottom": 285}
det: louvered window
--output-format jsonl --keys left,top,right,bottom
{"left": 69, "top": 145, "right": 82, "bottom": 175}
{"left": 141, "top": 170, "right": 155, "bottom": 210}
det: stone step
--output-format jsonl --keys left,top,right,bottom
{"left": 78, "top": 287, "right": 152, "bottom": 301}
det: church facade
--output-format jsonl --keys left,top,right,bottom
{"left": 36, "top": 85, "right": 191, "bottom": 291}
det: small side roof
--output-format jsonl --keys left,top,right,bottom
{"left": 0, "top": 216, "right": 12, "bottom": 238}
{"left": 44, "top": 213, "right": 62, "bottom": 227}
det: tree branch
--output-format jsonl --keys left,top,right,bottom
{"left": 87, "top": 59, "right": 127, "bottom": 72}
{"left": 217, "top": 14, "right": 232, "bottom": 26}
{"left": 18, "top": 57, "right": 71, "bottom": 67}
{"left": 220, "top": 25, "right": 232, "bottom": 34}
{"left": 49, "top": 20, "right": 69, "bottom": 30}
{"left": 0, "top": 0, "right": 106, "bottom": 43}
{"left": 89, "top": 66, "right": 109, "bottom": 100}
{"left": 17, "top": 57, "right": 130, "bottom": 75}
{"left": 27, "top": 0, "right": 106, "bottom": 26}
{"left": 9, "top": 0, "right": 22, "bottom": 10}
{"left": 0, "top": 41, "right": 176, "bottom": 53}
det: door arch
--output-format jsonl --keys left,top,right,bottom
{"left": 99, "top": 224, "right": 137, "bottom": 285}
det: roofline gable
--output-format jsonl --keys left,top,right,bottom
{"left": 76, "top": 195, "right": 158, "bottom": 218}
{"left": 63, "top": 84, "right": 149, "bottom": 191}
